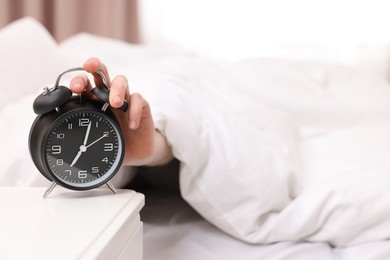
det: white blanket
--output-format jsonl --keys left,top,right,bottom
{"left": 118, "top": 58, "right": 390, "bottom": 246}
{"left": 2, "top": 18, "right": 390, "bottom": 248}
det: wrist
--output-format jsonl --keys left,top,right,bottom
{"left": 129, "top": 130, "right": 173, "bottom": 166}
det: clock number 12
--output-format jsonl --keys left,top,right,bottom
{"left": 79, "top": 118, "right": 90, "bottom": 127}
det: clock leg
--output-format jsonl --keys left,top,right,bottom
{"left": 106, "top": 181, "right": 117, "bottom": 194}
{"left": 43, "top": 182, "right": 57, "bottom": 199}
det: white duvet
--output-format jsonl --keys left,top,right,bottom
{"left": 132, "top": 58, "right": 390, "bottom": 246}
{"left": 1, "top": 18, "right": 390, "bottom": 254}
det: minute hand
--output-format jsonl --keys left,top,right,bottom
{"left": 86, "top": 133, "right": 108, "bottom": 149}
{"left": 83, "top": 122, "right": 92, "bottom": 145}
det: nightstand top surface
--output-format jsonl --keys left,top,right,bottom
{"left": 0, "top": 187, "right": 144, "bottom": 259}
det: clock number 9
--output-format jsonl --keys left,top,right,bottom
{"left": 51, "top": 145, "right": 61, "bottom": 154}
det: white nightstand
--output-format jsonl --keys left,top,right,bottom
{"left": 0, "top": 187, "right": 144, "bottom": 260}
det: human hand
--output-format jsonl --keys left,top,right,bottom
{"left": 69, "top": 57, "right": 172, "bottom": 166}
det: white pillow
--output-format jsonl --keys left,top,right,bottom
{"left": 0, "top": 17, "right": 67, "bottom": 110}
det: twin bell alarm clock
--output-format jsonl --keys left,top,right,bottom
{"left": 29, "top": 68, "right": 128, "bottom": 198}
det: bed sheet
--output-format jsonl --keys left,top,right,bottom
{"left": 141, "top": 189, "right": 390, "bottom": 260}
{"left": 1, "top": 18, "right": 390, "bottom": 260}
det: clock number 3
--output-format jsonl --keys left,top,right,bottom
{"left": 104, "top": 143, "right": 113, "bottom": 151}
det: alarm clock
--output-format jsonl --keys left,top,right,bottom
{"left": 29, "top": 68, "right": 128, "bottom": 198}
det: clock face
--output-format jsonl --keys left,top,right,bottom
{"left": 43, "top": 109, "right": 124, "bottom": 189}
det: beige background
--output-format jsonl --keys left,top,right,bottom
{"left": 0, "top": 0, "right": 139, "bottom": 43}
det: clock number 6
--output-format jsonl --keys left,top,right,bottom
{"left": 78, "top": 170, "right": 88, "bottom": 179}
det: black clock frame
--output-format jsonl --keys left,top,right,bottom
{"left": 29, "top": 97, "right": 125, "bottom": 191}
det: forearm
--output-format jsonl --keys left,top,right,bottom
{"left": 129, "top": 130, "right": 174, "bottom": 166}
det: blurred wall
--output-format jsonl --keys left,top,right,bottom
{"left": 139, "top": 0, "right": 390, "bottom": 78}
{"left": 140, "top": 0, "right": 390, "bottom": 57}
{"left": 0, "top": 0, "right": 139, "bottom": 43}
{"left": 2, "top": 0, "right": 390, "bottom": 78}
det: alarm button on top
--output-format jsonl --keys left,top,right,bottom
{"left": 33, "top": 85, "right": 72, "bottom": 114}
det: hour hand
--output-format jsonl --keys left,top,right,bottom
{"left": 70, "top": 150, "right": 82, "bottom": 167}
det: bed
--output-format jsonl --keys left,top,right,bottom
{"left": 1, "top": 18, "right": 390, "bottom": 259}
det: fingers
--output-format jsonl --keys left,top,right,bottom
{"left": 111, "top": 75, "right": 150, "bottom": 131}
{"left": 72, "top": 58, "right": 149, "bottom": 132}
{"left": 70, "top": 74, "right": 91, "bottom": 94}
{"left": 110, "top": 75, "right": 129, "bottom": 108}
{"left": 82, "top": 57, "right": 111, "bottom": 88}
{"left": 70, "top": 58, "right": 150, "bottom": 134}
{"left": 72, "top": 58, "right": 128, "bottom": 110}
{"left": 70, "top": 57, "right": 108, "bottom": 94}
{"left": 128, "top": 93, "right": 150, "bottom": 130}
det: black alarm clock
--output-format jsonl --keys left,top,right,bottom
{"left": 29, "top": 68, "right": 128, "bottom": 198}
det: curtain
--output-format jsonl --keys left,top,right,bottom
{"left": 0, "top": 0, "right": 139, "bottom": 43}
